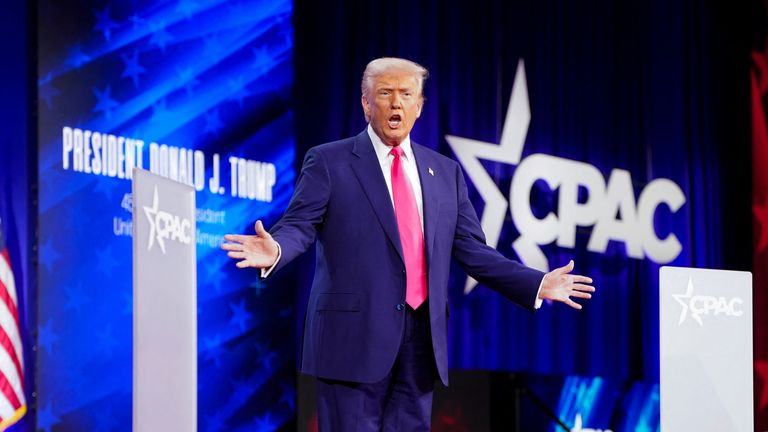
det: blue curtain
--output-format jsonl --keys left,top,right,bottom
{"left": 292, "top": 0, "right": 752, "bottom": 383}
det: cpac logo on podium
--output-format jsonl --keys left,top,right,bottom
{"left": 673, "top": 277, "right": 743, "bottom": 326}
{"left": 447, "top": 61, "right": 686, "bottom": 293}
{"left": 143, "top": 187, "right": 192, "bottom": 254}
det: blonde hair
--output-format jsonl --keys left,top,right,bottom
{"left": 361, "top": 57, "right": 428, "bottom": 98}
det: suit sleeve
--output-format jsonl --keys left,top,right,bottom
{"left": 451, "top": 164, "right": 544, "bottom": 310}
{"left": 268, "top": 147, "right": 331, "bottom": 273}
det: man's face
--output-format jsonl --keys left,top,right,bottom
{"left": 362, "top": 70, "right": 423, "bottom": 146}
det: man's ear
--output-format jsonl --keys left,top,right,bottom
{"left": 361, "top": 95, "right": 371, "bottom": 122}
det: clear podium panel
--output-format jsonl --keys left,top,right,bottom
{"left": 132, "top": 169, "right": 197, "bottom": 432}
{"left": 660, "top": 266, "right": 752, "bottom": 432}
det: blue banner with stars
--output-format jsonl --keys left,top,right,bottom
{"left": 36, "top": 0, "right": 295, "bottom": 430}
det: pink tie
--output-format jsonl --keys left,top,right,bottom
{"left": 390, "top": 146, "right": 427, "bottom": 309}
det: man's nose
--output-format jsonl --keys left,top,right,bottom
{"left": 391, "top": 93, "right": 402, "bottom": 108}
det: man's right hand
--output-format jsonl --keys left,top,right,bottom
{"left": 221, "top": 220, "right": 279, "bottom": 269}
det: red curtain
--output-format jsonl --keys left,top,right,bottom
{"left": 751, "top": 48, "right": 768, "bottom": 430}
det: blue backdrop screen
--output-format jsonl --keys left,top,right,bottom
{"left": 36, "top": 1, "right": 295, "bottom": 430}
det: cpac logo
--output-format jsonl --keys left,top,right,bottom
{"left": 673, "top": 277, "right": 743, "bottom": 326}
{"left": 143, "top": 187, "right": 192, "bottom": 254}
{"left": 446, "top": 61, "right": 686, "bottom": 293}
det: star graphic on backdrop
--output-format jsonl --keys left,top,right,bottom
{"left": 253, "top": 413, "right": 279, "bottom": 432}
{"left": 93, "top": 406, "right": 117, "bottom": 432}
{"left": 149, "top": 21, "right": 173, "bottom": 53}
{"left": 754, "top": 201, "right": 768, "bottom": 253}
{"left": 204, "top": 410, "right": 227, "bottom": 432}
{"left": 66, "top": 44, "right": 91, "bottom": 69}
{"left": 64, "top": 283, "right": 88, "bottom": 312}
{"left": 228, "top": 76, "right": 253, "bottom": 108}
{"left": 38, "top": 319, "right": 59, "bottom": 354}
{"left": 97, "top": 246, "right": 119, "bottom": 275}
{"left": 176, "top": 0, "right": 200, "bottom": 19}
{"left": 128, "top": 13, "right": 145, "bottom": 30}
{"left": 92, "top": 85, "right": 119, "bottom": 119}
{"left": 756, "top": 360, "right": 768, "bottom": 409}
{"left": 672, "top": 278, "right": 702, "bottom": 326}
{"left": 97, "top": 325, "right": 119, "bottom": 358}
{"left": 177, "top": 67, "right": 200, "bottom": 96}
{"left": 229, "top": 300, "right": 253, "bottom": 332}
{"left": 93, "top": 6, "right": 118, "bottom": 42}
{"left": 251, "top": 46, "right": 271, "bottom": 74}
{"left": 230, "top": 377, "right": 256, "bottom": 405}
{"left": 38, "top": 72, "right": 60, "bottom": 109}
{"left": 204, "top": 109, "right": 225, "bottom": 137}
{"left": 121, "top": 50, "right": 146, "bottom": 88}
{"left": 37, "top": 401, "right": 61, "bottom": 432}
{"left": 204, "top": 260, "right": 225, "bottom": 292}
{"left": 39, "top": 237, "right": 62, "bottom": 273}
{"left": 257, "top": 348, "right": 276, "bottom": 372}
{"left": 444, "top": 60, "right": 534, "bottom": 293}
{"left": 204, "top": 335, "right": 225, "bottom": 368}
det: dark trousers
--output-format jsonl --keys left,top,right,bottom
{"left": 316, "top": 304, "right": 437, "bottom": 432}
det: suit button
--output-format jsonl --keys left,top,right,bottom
{"left": 396, "top": 303, "right": 405, "bottom": 311}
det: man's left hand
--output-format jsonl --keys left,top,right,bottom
{"left": 538, "top": 260, "right": 595, "bottom": 310}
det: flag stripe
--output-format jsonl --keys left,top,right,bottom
{"left": 0, "top": 253, "right": 17, "bottom": 308}
{"left": 0, "top": 278, "right": 21, "bottom": 350}
{"left": 0, "top": 295, "right": 23, "bottom": 377}
{"left": 0, "top": 371, "right": 21, "bottom": 414}
{"left": 0, "top": 234, "right": 25, "bottom": 429}
{"left": 0, "top": 279, "right": 19, "bottom": 329}
{"left": 0, "top": 347, "right": 23, "bottom": 408}
{"left": 0, "top": 326, "right": 23, "bottom": 387}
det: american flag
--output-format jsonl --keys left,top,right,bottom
{"left": 0, "top": 225, "right": 25, "bottom": 430}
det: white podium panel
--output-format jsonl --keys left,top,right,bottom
{"left": 132, "top": 169, "right": 197, "bottom": 432}
{"left": 660, "top": 266, "right": 752, "bottom": 431}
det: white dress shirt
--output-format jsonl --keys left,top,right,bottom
{"left": 367, "top": 125, "right": 425, "bottom": 232}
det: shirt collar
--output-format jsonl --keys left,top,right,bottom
{"left": 367, "top": 124, "right": 413, "bottom": 164}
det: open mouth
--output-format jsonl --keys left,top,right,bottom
{"left": 388, "top": 114, "right": 402, "bottom": 129}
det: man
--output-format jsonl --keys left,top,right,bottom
{"left": 222, "top": 57, "right": 594, "bottom": 431}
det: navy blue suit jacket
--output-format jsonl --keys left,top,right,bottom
{"left": 270, "top": 130, "right": 544, "bottom": 385}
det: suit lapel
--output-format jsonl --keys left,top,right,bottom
{"left": 412, "top": 144, "right": 440, "bottom": 267}
{"left": 350, "top": 131, "right": 405, "bottom": 264}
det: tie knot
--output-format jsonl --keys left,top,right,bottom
{"left": 390, "top": 146, "right": 404, "bottom": 159}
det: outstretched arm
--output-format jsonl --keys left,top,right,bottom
{"left": 221, "top": 147, "right": 331, "bottom": 274}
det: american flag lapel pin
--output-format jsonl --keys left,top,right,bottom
{"left": 428, "top": 167, "right": 434, "bottom": 176}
